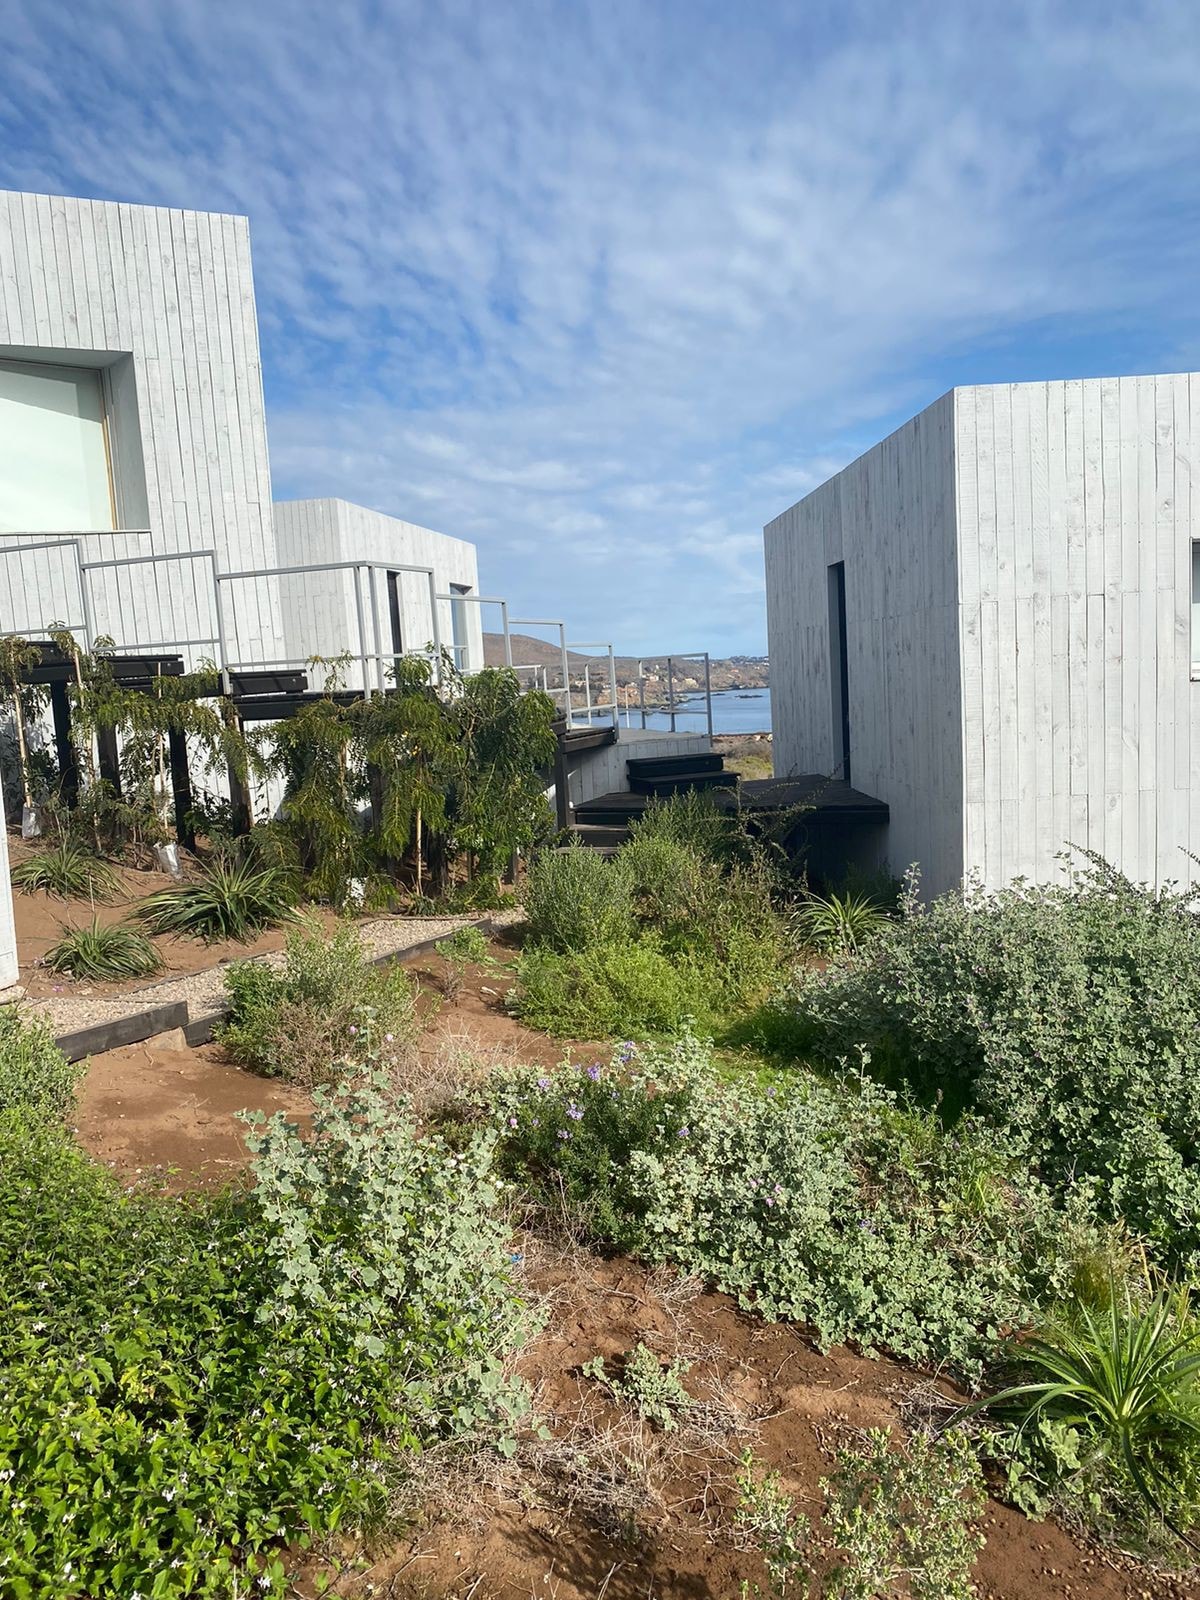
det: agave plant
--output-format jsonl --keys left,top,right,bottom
{"left": 45, "top": 918, "right": 162, "bottom": 981}
{"left": 12, "top": 840, "right": 120, "bottom": 901}
{"left": 137, "top": 857, "right": 298, "bottom": 943}
{"left": 976, "top": 1286, "right": 1200, "bottom": 1537}
{"left": 791, "top": 890, "right": 889, "bottom": 954}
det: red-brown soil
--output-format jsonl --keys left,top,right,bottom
{"left": 73, "top": 941, "right": 591, "bottom": 1186}
{"left": 8, "top": 838, "right": 345, "bottom": 998}
{"left": 67, "top": 953, "right": 1200, "bottom": 1600}
{"left": 317, "top": 1249, "right": 1193, "bottom": 1600}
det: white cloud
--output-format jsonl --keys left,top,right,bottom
{"left": 3, "top": 0, "right": 1200, "bottom": 650}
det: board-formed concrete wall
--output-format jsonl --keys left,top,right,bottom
{"left": 765, "top": 375, "right": 1200, "bottom": 896}
{"left": 956, "top": 376, "right": 1200, "bottom": 891}
{"left": 0, "top": 188, "right": 285, "bottom": 667}
{"left": 273, "top": 498, "right": 484, "bottom": 686}
{"left": 764, "top": 391, "right": 964, "bottom": 894}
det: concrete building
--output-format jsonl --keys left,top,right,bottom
{"left": 274, "top": 498, "right": 484, "bottom": 687}
{"left": 764, "top": 375, "right": 1200, "bottom": 896}
{"left": 0, "top": 187, "right": 285, "bottom": 671}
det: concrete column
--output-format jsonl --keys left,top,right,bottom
{"left": 0, "top": 824, "right": 19, "bottom": 990}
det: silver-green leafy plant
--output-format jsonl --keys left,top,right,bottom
{"left": 492, "top": 1033, "right": 1080, "bottom": 1371}
{"left": 734, "top": 1449, "right": 812, "bottom": 1598}
{"left": 243, "top": 1073, "right": 537, "bottom": 1447}
{"left": 583, "top": 1342, "right": 693, "bottom": 1432}
{"left": 820, "top": 1428, "right": 985, "bottom": 1600}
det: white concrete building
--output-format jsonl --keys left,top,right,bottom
{"left": 0, "top": 187, "right": 285, "bottom": 670}
{"left": 764, "top": 375, "right": 1200, "bottom": 896}
{"left": 274, "top": 498, "right": 484, "bottom": 686}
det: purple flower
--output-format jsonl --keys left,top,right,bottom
{"left": 749, "top": 1177, "right": 760, "bottom": 1188}
{"left": 566, "top": 1102, "right": 584, "bottom": 1121}
{"left": 764, "top": 1196, "right": 775, "bottom": 1207}
{"left": 557, "top": 1129, "right": 571, "bottom": 1142}
{"left": 384, "top": 1032, "right": 394, "bottom": 1043}
{"left": 677, "top": 1126, "right": 690, "bottom": 1139}
{"left": 766, "top": 1086, "right": 776, "bottom": 1098}
{"left": 585, "top": 1063, "right": 602, "bottom": 1081}
{"left": 508, "top": 1117, "right": 519, "bottom": 1128}
{"left": 348, "top": 1025, "right": 358, "bottom": 1036}
{"left": 536, "top": 1076, "right": 551, "bottom": 1091}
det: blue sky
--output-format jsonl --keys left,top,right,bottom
{"left": 4, "top": 1, "right": 1200, "bottom": 654}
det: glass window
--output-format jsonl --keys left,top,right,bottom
{"left": 1193, "top": 543, "right": 1200, "bottom": 674}
{"left": 0, "top": 359, "right": 115, "bottom": 533}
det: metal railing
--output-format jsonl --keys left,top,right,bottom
{"left": 0, "top": 534, "right": 717, "bottom": 740}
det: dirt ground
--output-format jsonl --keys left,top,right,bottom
{"left": 318, "top": 1249, "right": 1191, "bottom": 1600}
{"left": 8, "top": 839, "right": 344, "bottom": 999}
{"left": 67, "top": 947, "right": 1200, "bottom": 1600}
{"left": 73, "top": 938, "right": 585, "bottom": 1185}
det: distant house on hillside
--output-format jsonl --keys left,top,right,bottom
{"left": 764, "top": 376, "right": 1200, "bottom": 896}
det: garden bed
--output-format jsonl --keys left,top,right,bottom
{"left": 51, "top": 953, "right": 1200, "bottom": 1599}
{"left": 308, "top": 1250, "right": 1181, "bottom": 1600}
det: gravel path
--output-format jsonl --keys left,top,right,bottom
{"left": 27, "top": 912, "right": 518, "bottom": 1039}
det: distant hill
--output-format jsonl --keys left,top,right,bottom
{"left": 482, "top": 633, "right": 768, "bottom": 693}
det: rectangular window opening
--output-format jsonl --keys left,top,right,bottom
{"left": 0, "top": 358, "right": 116, "bottom": 533}
{"left": 827, "top": 560, "right": 851, "bottom": 783}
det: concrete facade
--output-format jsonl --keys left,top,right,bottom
{"left": 0, "top": 188, "right": 286, "bottom": 668}
{"left": 765, "top": 375, "right": 1200, "bottom": 896}
{"left": 273, "top": 498, "right": 484, "bottom": 687}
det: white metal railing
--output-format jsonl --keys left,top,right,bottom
{"left": 0, "top": 536, "right": 716, "bottom": 738}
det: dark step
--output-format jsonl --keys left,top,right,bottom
{"left": 568, "top": 822, "right": 631, "bottom": 849}
{"left": 575, "top": 796, "right": 649, "bottom": 827}
{"left": 557, "top": 725, "right": 617, "bottom": 753}
{"left": 629, "top": 770, "right": 738, "bottom": 797}
{"left": 625, "top": 752, "right": 724, "bottom": 779}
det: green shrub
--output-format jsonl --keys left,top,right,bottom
{"left": 791, "top": 890, "right": 889, "bottom": 954}
{"left": 0, "top": 1008, "right": 79, "bottom": 1125}
{"left": 781, "top": 857, "right": 1200, "bottom": 1264}
{"left": 629, "top": 789, "right": 739, "bottom": 863}
{"left": 219, "top": 918, "right": 418, "bottom": 1083}
{"left": 978, "top": 1285, "right": 1200, "bottom": 1536}
{"left": 44, "top": 916, "right": 162, "bottom": 981}
{"left": 491, "top": 1034, "right": 1074, "bottom": 1368}
{"left": 12, "top": 840, "right": 120, "bottom": 901}
{"left": 522, "top": 843, "right": 635, "bottom": 952}
{"left": 508, "top": 940, "right": 700, "bottom": 1037}
{"left": 138, "top": 855, "right": 298, "bottom": 942}
{"left": 0, "top": 1082, "right": 530, "bottom": 1599}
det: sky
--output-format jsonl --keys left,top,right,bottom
{"left": 3, "top": 1, "right": 1200, "bottom": 655}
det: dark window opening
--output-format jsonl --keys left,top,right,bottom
{"left": 827, "top": 561, "right": 851, "bottom": 783}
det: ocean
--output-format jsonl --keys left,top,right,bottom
{"left": 624, "top": 686, "right": 772, "bottom": 736}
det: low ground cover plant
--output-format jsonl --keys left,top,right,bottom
{"left": 490, "top": 1034, "right": 1079, "bottom": 1369}
{"left": 0, "top": 1075, "right": 531, "bottom": 1599}
{"left": 776, "top": 856, "right": 1200, "bottom": 1265}
{"left": 734, "top": 1428, "right": 985, "bottom": 1600}
{"left": 583, "top": 1343, "right": 694, "bottom": 1433}
{"left": 0, "top": 1008, "right": 79, "bottom": 1125}
{"left": 219, "top": 918, "right": 418, "bottom": 1084}
{"left": 44, "top": 917, "right": 162, "bottom": 981}
{"left": 435, "top": 923, "right": 493, "bottom": 1002}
